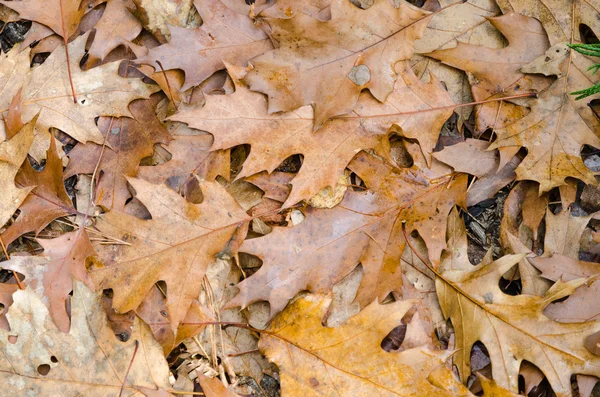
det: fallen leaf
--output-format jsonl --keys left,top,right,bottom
{"left": 1, "top": 229, "right": 96, "bottom": 332}
{"left": 173, "top": 62, "right": 455, "bottom": 207}
{"left": 0, "top": 115, "right": 36, "bottom": 229}
{"left": 0, "top": 32, "right": 159, "bottom": 145}
{"left": 244, "top": 0, "right": 432, "bottom": 128}
{"left": 89, "top": 177, "right": 249, "bottom": 333}
{"left": 0, "top": 281, "right": 173, "bottom": 395}
{"left": 64, "top": 95, "right": 172, "bottom": 210}
{"left": 87, "top": 0, "right": 143, "bottom": 63}
{"left": 437, "top": 244, "right": 600, "bottom": 395}
{"left": 259, "top": 293, "right": 473, "bottom": 397}
{"left": 426, "top": 12, "right": 551, "bottom": 132}
{"left": 529, "top": 254, "right": 600, "bottom": 322}
{"left": 227, "top": 150, "right": 466, "bottom": 316}
{"left": 0, "top": 0, "right": 84, "bottom": 39}
{"left": 1, "top": 137, "right": 76, "bottom": 246}
{"left": 137, "top": 0, "right": 272, "bottom": 91}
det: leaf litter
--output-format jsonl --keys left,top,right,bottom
{"left": 2, "top": 0, "right": 600, "bottom": 396}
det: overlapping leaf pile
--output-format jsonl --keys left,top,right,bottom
{"left": 1, "top": 0, "right": 600, "bottom": 395}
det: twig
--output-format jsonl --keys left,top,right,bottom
{"left": 118, "top": 340, "right": 139, "bottom": 397}
{"left": 0, "top": 236, "right": 24, "bottom": 290}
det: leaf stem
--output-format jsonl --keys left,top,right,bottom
{"left": 118, "top": 340, "right": 139, "bottom": 397}
{"left": 58, "top": 0, "right": 77, "bottom": 103}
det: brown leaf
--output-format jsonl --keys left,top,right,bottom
{"left": 259, "top": 293, "right": 473, "bottom": 397}
{"left": 0, "top": 0, "right": 85, "bottom": 39}
{"left": 0, "top": 115, "right": 36, "bottom": 229}
{"left": 1, "top": 229, "right": 96, "bottom": 332}
{"left": 173, "top": 62, "right": 455, "bottom": 207}
{"left": 437, "top": 242, "right": 600, "bottom": 395}
{"left": 432, "top": 139, "right": 498, "bottom": 177}
{"left": 227, "top": 150, "right": 466, "bottom": 316}
{"left": 0, "top": 281, "right": 173, "bottom": 395}
{"left": 137, "top": 130, "right": 229, "bottom": 198}
{"left": 529, "top": 254, "right": 600, "bottom": 322}
{"left": 64, "top": 96, "right": 171, "bottom": 210}
{"left": 0, "top": 33, "right": 159, "bottom": 146}
{"left": 0, "top": 282, "right": 17, "bottom": 331}
{"left": 89, "top": 177, "right": 249, "bottom": 333}
{"left": 137, "top": 0, "right": 272, "bottom": 91}
{"left": 244, "top": 0, "right": 432, "bottom": 128}
{"left": 426, "top": 12, "right": 551, "bottom": 132}
{"left": 1, "top": 137, "right": 76, "bottom": 246}
{"left": 197, "top": 373, "right": 241, "bottom": 397}
{"left": 87, "top": 0, "right": 143, "bottom": 63}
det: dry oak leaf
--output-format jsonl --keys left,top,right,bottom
{"left": 259, "top": 293, "right": 474, "bottom": 397}
{"left": 432, "top": 139, "right": 498, "bottom": 177}
{"left": 173, "top": 62, "right": 455, "bottom": 207}
{"left": 0, "top": 283, "right": 17, "bottom": 331}
{"left": 227, "top": 150, "right": 466, "bottom": 316}
{"left": 0, "top": 32, "right": 159, "bottom": 145}
{"left": 436, "top": 249, "right": 600, "bottom": 395}
{"left": 64, "top": 96, "right": 172, "bottom": 211}
{"left": 89, "top": 177, "right": 249, "bottom": 333}
{"left": 0, "top": 0, "right": 85, "bottom": 39}
{"left": 487, "top": 1, "right": 600, "bottom": 192}
{"left": 1, "top": 137, "right": 76, "bottom": 246}
{"left": 489, "top": 63, "right": 600, "bottom": 193}
{"left": 244, "top": 0, "right": 432, "bottom": 129}
{"left": 86, "top": 0, "right": 143, "bottom": 63}
{"left": 0, "top": 281, "right": 173, "bottom": 396}
{"left": 137, "top": 131, "right": 230, "bottom": 198}
{"left": 426, "top": 12, "right": 551, "bottom": 132}
{"left": 0, "top": 115, "right": 36, "bottom": 229}
{"left": 0, "top": 48, "right": 31, "bottom": 140}
{"left": 137, "top": 0, "right": 272, "bottom": 91}
{"left": 529, "top": 254, "right": 600, "bottom": 323}
{"left": 0, "top": 228, "right": 96, "bottom": 332}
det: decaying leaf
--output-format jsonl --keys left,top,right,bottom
{"left": 86, "top": 0, "right": 143, "bottom": 63}
{"left": 245, "top": 0, "right": 432, "bottom": 128}
{"left": 89, "top": 177, "right": 249, "bottom": 333}
{"left": 64, "top": 96, "right": 172, "bottom": 210}
{"left": 0, "top": 33, "right": 158, "bottom": 145}
{"left": 260, "top": 293, "right": 473, "bottom": 397}
{"left": 0, "top": 281, "right": 173, "bottom": 395}
{"left": 1, "top": 229, "right": 96, "bottom": 332}
{"left": 437, "top": 239, "right": 600, "bottom": 395}
{"left": 0, "top": 115, "right": 36, "bottom": 229}
{"left": 173, "top": 62, "right": 455, "bottom": 207}
{"left": 1, "top": 137, "right": 75, "bottom": 246}
{"left": 138, "top": 0, "right": 272, "bottom": 91}
{"left": 227, "top": 150, "right": 466, "bottom": 316}
{"left": 427, "top": 12, "right": 551, "bottom": 132}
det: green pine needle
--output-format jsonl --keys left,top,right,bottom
{"left": 567, "top": 43, "right": 600, "bottom": 99}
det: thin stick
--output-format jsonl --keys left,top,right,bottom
{"left": 58, "top": 0, "right": 77, "bottom": 103}
{"left": 228, "top": 349, "right": 259, "bottom": 357}
{"left": 0, "top": 236, "right": 24, "bottom": 290}
{"left": 118, "top": 340, "right": 139, "bottom": 397}
{"left": 156, "top": 60, "right": 179, "bottom": 110}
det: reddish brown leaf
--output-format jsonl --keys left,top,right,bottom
{"left": 227, "top": 149, "right": 466, "bottom": 316}
{"left": 64, "top": 96, "right": 171, "bottom": 211}
{"left": 1, "top": 138, "right": 76, "bottom": 246}
{"left": 1, "top": 229, "right": 96, "bottom": 332}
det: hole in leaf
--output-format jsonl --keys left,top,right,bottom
{"left": 467, "top": 342, "right": 491, "bottom": 393}
{"left": 381, "top": 306, "right": 417, "bottom": 352}
{"left": 50, "top": 356, "right": 58, "bottom": 363}
{"left": 156, "top": 281, "right": 167, "bottom": 297}
{"left": 499, "top": 266, "right": 522, "bottom": 296}
{"left": 580, "top": 24, "right": 600, "bottom": 44}
{"left": 37, "top": 364, "right": 51, "bottom": 376}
